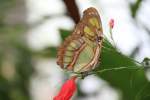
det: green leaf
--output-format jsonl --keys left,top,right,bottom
{"left": 59, "top": 29, "right": 71, "bottom": 41}
{"left": 97, "top": 38, "right": 150, "bottom": 100}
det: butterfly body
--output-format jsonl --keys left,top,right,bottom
{"left": 57, "top": 7, "right": 103, "bottom": 73}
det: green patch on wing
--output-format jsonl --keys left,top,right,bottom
{"left": 89, "top": 17, "right": 100, "bottom": 28}
{"left": 65, "top": 51, "right": 73, "bottom": 56}
{"left": 84, "top": 26, "right": 95, "bottom": 37}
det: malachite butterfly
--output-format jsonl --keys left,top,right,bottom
{"left": 57, "top": 7, "right": 103, "bottom": 74}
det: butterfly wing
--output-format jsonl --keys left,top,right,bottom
{"left": 57, "top": 35, "right": 84, "bottom": 70}
{"left": 73, "top": 7, "right": 103, "bottom": 40}
{"left": 57, "top": 7, "right": 103, "bottom": 73}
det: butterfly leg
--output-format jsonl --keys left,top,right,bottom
{"left": 80, "top": 71, "right": 90, "bottom": 79}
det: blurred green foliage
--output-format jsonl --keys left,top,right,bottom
{"left": 0, "top": 0, "right": 150, "bottom": 100}
{"left": 129, "top": 0, "right": 142, "bottom": 18}
{"left": 0, "top": 0, "right": 34, "bottom": 100}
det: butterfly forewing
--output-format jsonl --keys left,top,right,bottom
{"left": 82, "top": 8, "right": 103, "bottom": 41}
{"left": 57, "top": 7, "right": 103, "bottom": 73}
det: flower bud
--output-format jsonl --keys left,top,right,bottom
{"left": 109, "top": 18, "right": 114, "bottom": 29}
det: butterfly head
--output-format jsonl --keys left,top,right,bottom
{"left": 96, "top": 35, "right": 103, "bottom": 46}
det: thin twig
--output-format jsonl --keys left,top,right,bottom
{"left": 63, "top": 0, "right": 80, "bottom": 24}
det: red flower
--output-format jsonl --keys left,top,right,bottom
{"left": 109, "top": 18, "right": 114, "bottom": 29}
{"left": 53, "top": 76, "right": 77, "bottom": 100}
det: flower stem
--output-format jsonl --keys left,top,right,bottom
{"left": 89, "top": 66, "right": 144, "bottom": 75}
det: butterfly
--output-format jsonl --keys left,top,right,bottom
{"left": 57, "top": 7, "right": 103, "bottom": 75}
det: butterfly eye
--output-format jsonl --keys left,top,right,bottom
{"left": 96, "top": 36, "right": 102, "bottom": 42}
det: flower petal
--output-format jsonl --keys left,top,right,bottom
{"left": 53, "top": 76, "right": 77, "bottom": 100}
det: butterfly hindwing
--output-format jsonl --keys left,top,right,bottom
{"left": 57, "top": 35, "right": 83, "bottom": 69}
